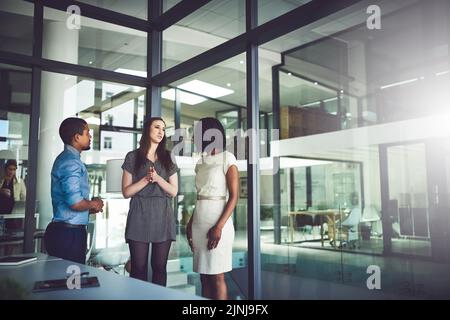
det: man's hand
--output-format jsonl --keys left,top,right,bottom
{"left": 90, "top": 197, "right": 104, "bottom": 213}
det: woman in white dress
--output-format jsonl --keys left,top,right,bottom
{"left": 186, "top": 117, "right": 239, "bottom": 300}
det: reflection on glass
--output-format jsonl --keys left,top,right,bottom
{"left": 163, "top": 0, "right": 245, "bottom": 71}
{"left": 37, "top": 72, "right": 145, "bottom": 269}
{"left": 265, "top": 0, "right": 450, "bottom": 141}
{"left": 43, "top": 7, "right": 147, "bottom": 75}
{"left": 164, "top": 59, "right": 247, "bottom": 297}
{"left": 387, "top": 143, "right": 431, "bottom": 257}
{"left": 0, "top": 0, "right": 33, "bottom": 55}
{"left": 0, "top": 63, "right": 32, "bottom": 257}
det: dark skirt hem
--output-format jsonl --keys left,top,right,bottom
{"left": 125, "top": 236, "right": 176, "bottom": 244}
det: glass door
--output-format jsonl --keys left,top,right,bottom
{"left": 383, "top": 139, "right": 450, "bottom": 260}
{"left": 385, "top": 142, "right": 431, "bottom": 257}
{"left": 426, "top": 138, "right": 450, "bottom": 262}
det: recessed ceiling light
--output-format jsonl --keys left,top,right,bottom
{"left": 162, "top": 89, "right": 206, "bottom": 105}
{"left": 287, "top": 72, "right": 292, "bottom": 76}
{"left": 340, "top": 89, "right": 344, "bottom": 93}
{"left": 380, "top": 78, "right": 418, "bottom": 90}
{"left": 239, "top": 60, "right": 244, "bottom": 64}
{"left": 114, "top": 68, "right": 147, "bottom": 77}
{"left": 85, "top": 117, "right": 100, "bottom": 126}
{"left": 178, "top": 80, "right": 234, "bottom": 99}
{"left": 226, "top": 83, "right": 231, "bottom": 87}
{"left": 88, "top": 61, "right": 93, "bottom": 65}
{"left": 162, "top": 80, "right": 234, "bottom": 105}
{"left": 314, "top": 82, "right": 318, "bottom": 85}
{"left": 436, "top": 70, "right": 450, "bottom": 76}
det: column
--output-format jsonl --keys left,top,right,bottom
{"left": 37, "top": 20, "right": 79, "bottom": 227}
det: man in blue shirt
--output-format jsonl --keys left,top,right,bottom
{"left": 44, "top": 118, "right": 104, "bottom": 264}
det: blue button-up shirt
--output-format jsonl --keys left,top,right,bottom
{"left": 51, "top": 144, "right": 90, "bottom": 225}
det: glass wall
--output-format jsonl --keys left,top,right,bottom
{"left": 0, "top": 63, "right": 32, "bottom": 256}
{"left": 0, "top": 0, "right": 34, "bottom": 56}
{"left": 270, "top": 0, "right": 450, "bottom": 138}
{"left": 260, "top": 0, "right": 450, "bottom": 298}
{"left": 162, "top": 0, "right": 245, "bottom": 70}
{"left": 2, "top": 0, "right": 450, "bottom": 300}
{"left": 43, "top": 7, "right": 147, "bottom": 75}
{"left": 167, "top": 53, "right": 247, "bottom": 298}
{"left": 36, "top": 71, "right": 145, "bottom": 267}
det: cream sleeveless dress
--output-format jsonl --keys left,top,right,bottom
{"left": 192, "top": 151, "right": 237, "bottom": 275}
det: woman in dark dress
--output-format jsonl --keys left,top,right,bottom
{"left": 121, "top": 117, "right": 178, "bottom": 285}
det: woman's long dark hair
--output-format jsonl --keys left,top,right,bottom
{"left": 135, "top": 117, "right": 174, "bottom": 172}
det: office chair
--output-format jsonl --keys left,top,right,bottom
{"left": 335, "top": 207, "right": 362, "bottom": 249}
{"left": 90, "top": 242, "right": 130, "bottom": 275}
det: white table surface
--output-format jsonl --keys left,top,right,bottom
{"left": 0, "top": 253, "right": 203, "bottom": 300}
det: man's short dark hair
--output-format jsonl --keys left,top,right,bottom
{"left": 59, "top": 117, "right": 87, "bottom": 145}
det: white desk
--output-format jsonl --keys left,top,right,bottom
{"left": 0, "top": 253, "right": 203, "bottom": 300}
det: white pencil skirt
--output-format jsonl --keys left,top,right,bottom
{"left": 192, "top": 199, "right": 235, "bottom": 275}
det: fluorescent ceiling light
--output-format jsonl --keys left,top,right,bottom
{"left": 259, "top": 157, "right": 332, "bottom": 170}
{"left": 303, "top": 101, "right": 321, "bottom": 107}
{"left": 178, "top": 80, "right": 234, "bottom": 99}
{"left": 162, "top": 89, "right": 207, "bottom": 105}
{"left": 115, "top": 68, "right": 147, "bottom": 78}
{"left": 380, "top": 78, "right": 418, "bottom": 90}
{"left": 436, "top": 70, "right": 450, "bottom": 76}
{"left": 85, "top": 117, "right": 101, "bottom": 126}
{"left": 280, "top": 157, "right": 332, "bottom": 168}
{"left": 162, "top": 80, "right": 234, "bottom": 105}
{"left": 302, "top": 95, "right": 338, "bottom": 107}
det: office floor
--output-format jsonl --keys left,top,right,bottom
{"left": 263, "top": 228, "right": 432, "bottom": 257}
{"left": 240, "top": 229, "right": 448, "bottom": 299}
